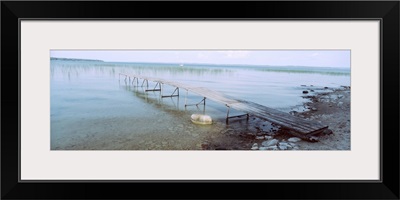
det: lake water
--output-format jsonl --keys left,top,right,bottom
{"left": 50, "top": 60, "right": 350, "bottom": 150}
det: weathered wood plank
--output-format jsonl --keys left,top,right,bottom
{"left": 235, "top": 100, "right": 327, "bottom": 129}
{"left": 230, "top": 104, "right": 315, "bottom": 133}
{"left": 231, "top": 103, "right": 327, "bottom": 134}
{"left": 233, "top": 105, "right": 314, "bottom": 133}
{"left": 189, "top": 87, "right": 240, "bottom": 105}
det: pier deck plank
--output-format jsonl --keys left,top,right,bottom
{"left": 120, "top": 73, "right": 329, "bottom": 136}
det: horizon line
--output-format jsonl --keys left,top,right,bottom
{"left": 50, "top": 57, "right": 351, "bottom": 69}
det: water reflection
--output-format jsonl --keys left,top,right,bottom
{"left": 51, "top": 61, "right": 234, "bottom": 80}
{"left": 119, "top": 80, "right": 209, "bottom": 116}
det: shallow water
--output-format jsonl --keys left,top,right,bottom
{"left": 50, "top": 60, "right": 350, "bottom": 150}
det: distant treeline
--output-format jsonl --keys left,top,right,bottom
{"left": 50, "top": 57, "right": 104, "bottom": 62}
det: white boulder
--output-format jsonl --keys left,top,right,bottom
{"left": 191, "top": 114, "right": 212, "bottom": 125}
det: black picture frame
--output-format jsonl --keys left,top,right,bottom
{"left": 2, "top": 1, "right": 399, "bottom": 199}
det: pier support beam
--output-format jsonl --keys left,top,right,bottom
{"left": 225, "top": 105, "right": 249, "bottom": 124}
{"left": 130, "top": 77, "right": 139, "bottom": 87}
{"left": 184, "top": 89, "right": 188, "bottom": 106}
{"left": 145, "top": 82, "right": 161, "bottom": 92}
{"left": 162, "top": 87, "right": 180, "bottom": 98}
{"left": 141, "top": 79, "right": 149, "bottom": 88}
{"left": 185, "top": 97, "right": 206, "bottom": 107}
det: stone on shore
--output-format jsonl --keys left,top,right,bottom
{"left": 262, "top": 139, "right": 279, "bottom": 147}
{"left": 266, "top": 145, "right": 279, "bottom": 150}
{"left": 265, "top": 136, "right": 273, "bottom": 140}
{"left": 309, "top": 136, "right": 319, "bottom": 142}
{"left": 288, "top": 142, "right": 297, "bottom": 147}
{"left": 288, "top": 137, "right": 302, "bottom": 143}
{"left": 278, "top": 142, "right": 292, "bottom": 150}
{"left": 251, "top": 143, "right": 259, "bottom": 150}
{"left": 255, "top": 136, "right": 265, "bottom": 140}
{"left": 323, "top": 129, "right": 333, "bottom": 135}
{"left": 259, "top": 145, "right": 279, "bottom": 150}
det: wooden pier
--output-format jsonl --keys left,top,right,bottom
{"left": 119, "top": 73, "right": 329, "bottom": 139}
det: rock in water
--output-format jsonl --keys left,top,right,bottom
{"left": 191, "top": 114, "right": 212, "bottom": 125}
{"left": 302, "top": 90, "right": 309, "bottom": 94}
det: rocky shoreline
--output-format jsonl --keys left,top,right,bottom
{"left": 202, "top": 86, "right": 351, "bottom": 150}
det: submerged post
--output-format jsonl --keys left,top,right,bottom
{"left": 133, "top": 77, "right": 137, "bottom": 86}
{"left": 226, "top": 105, "right": 230, "bottom": 124}
{"left": 184, "top": 90, "right": 188, "bottom": 107}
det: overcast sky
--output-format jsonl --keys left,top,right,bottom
{"left": 50, "top": 50, "right": 350, "bottom": 68}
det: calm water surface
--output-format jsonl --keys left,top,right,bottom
{"left": 50, "top": 60, "right": 350, "bottom": 150}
